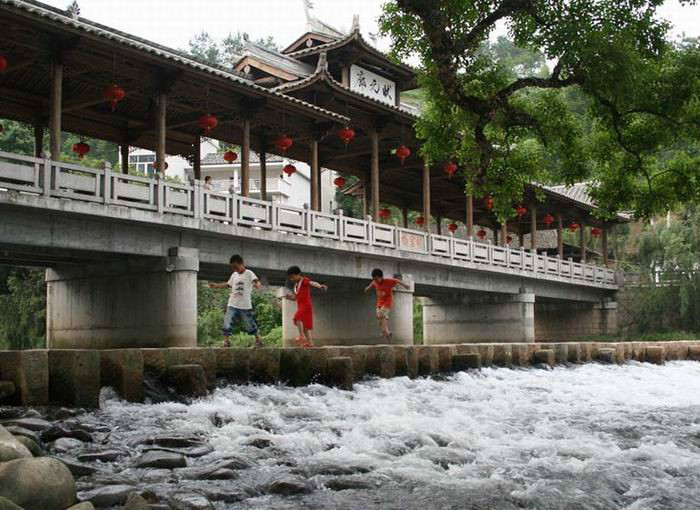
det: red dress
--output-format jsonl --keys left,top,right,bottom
{"left": 293, "top": 277, "right": 313, "bottom": 330}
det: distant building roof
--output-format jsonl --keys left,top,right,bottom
{"left": 201, "top": 152, "right": 284, "bottom": 166}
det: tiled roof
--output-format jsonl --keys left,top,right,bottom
{"left": 238, "top": 41, "right": 316, "bottom": 78}
{"left": 0, "top": 0, "right": 349, "bottom": 124}
{"left": 201, "top": 152, "right": 284, "bottom": 166}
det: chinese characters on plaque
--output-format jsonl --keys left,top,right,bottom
{"left": 350, "top": 64, "right": 396, "bottom": 106}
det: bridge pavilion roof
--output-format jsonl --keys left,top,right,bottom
{"left": 0, "top": 0, "right": 348, "bottom": 162}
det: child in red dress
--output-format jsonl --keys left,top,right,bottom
{"left": 364, "top": 268, "right": 410, "bottom": 341}
{"left": 285, "top": 266, "right": 327, "bottom": 348}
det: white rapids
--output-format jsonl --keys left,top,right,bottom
{"left": 76, "top": 361, "right": 700, "bottom": 509}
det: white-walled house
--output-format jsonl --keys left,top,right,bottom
{"left": 124, "top": 138, "right": 218, "bottom": 182}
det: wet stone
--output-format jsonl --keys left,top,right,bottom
{"left": 14, "top": 435, "right": 43, "bottom": 457}
{"left": 1, "top": 417, "right": 52, "bottom": 432}
{"left": 59, "top": 457, "right": 100, "bottom": 477}
{"left": 42, "top": 425, "right": 93, "bottom": 443}
{"left": 52, "top": 437, "right": 86, "bottom": 454}
{"left": 78, "top": 448, "right": 126, "bottom": 463}
{"left": 176, "top": 465, "right": 239, "bottom": 481}
{"left": 4, "top": 425, "right": 42, "bottom": 445}
{"left": 79, "top": 484, "right": 135, "bottom": 508}
{"left": 145, "top": 444, "right": 214, "bottom": 458}
{"left": 66, "top": 504, "right": 96, "bottom": 510}
{"left": 0, "top": 496, "right": 25, "bottom": 510}
{"left": 533, "top": 350, "right": 555, "bottom": 367}
{"left": 267, "top": 478, "right": 315, "bottom": 496}
{"left": 168, "top": 494, "right": 214, "bottom": 510}
{"left": 134, "top": 451, "right": 187, "bottom": 469}
{"left": 123, "top": 492, "right": 150, "bottom": 510}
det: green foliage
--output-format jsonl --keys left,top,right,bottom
{"left": 0, "top": 268, "right": 46, "bottom": 350}
{"left": 380, "top": 2, "right": 700, "bottom": 220}
{"left": 186, "top": 31, "right": 278, "bottom": 68}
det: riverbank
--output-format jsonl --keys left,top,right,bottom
{"left": 0, "top": 340, "right": 699, "bottom": 408}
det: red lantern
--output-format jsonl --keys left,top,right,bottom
{"left": 395, "top": 145, "right": 411, "bottom": 164}
{"left": 337, "top": 127, "right": 355, "bottom": 146}
{"left": 223, "top": 150, "right": 238, "bottom": 164}
{"left": 507, "top": 235, "right": 513, "bottom": 244}
{"left": 568, "top": 221, "right": 580, "bottom": 233}
{"left": 378, "top": 207, "right": 391, "bottom": 220}
{"left": 72, "top": 141, "right": 90, "bottom": 159}
{"left": 415, "top": 216, "right": 425, "bottom": 227}
{"left": 103, "top": 84, "right": 126, "bottom": 112}
{"left": 0, "top": 55, "right": 6, "bottom": 72}
{"left": 591, "top": 227, "right": 602, "bottom": 238}
{"left": 283, "top": 164, "right": 296, "bottom": 177}
{"left": 476, "top": 229, "right": 487, "bottom": 240}
{"left": 516, "top": 205, "right": 528, "bottom": 218}
{"left": 198, "top": 113, "right": 218, "bottom": 134}
{"left": 484, "top": 195, "right": 494, "bottom": 211}
{"left": 443, "top": 161, "right": 457, "bottom": 179}
{"left": 448, "top": 223, "right": 458, "bottom": 233}
{"left": 543, "top": 213, "right": 555, "bottom": 227}
{"left": 275, "top": 135, "right": 293, "bottom": 153}
{"left": 333, "top": 176, "right": 346, "bottom": 188}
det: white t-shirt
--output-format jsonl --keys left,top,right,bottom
{"left": 227, "top": 269, "right": 258, "bottom": 309}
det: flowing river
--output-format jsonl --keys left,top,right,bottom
{"left": 55, "top": 361, "right": 700, "bottom": 509}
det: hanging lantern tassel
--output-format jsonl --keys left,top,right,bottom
{"left": 103, "top": 84, "right": 126, "bottom": 112}
{"left": 395, "top": 145, "right": 411, "bottom": 165}
{"left": 72, "top": 141, "right": 90, "bottom": 159}
{"left": 337, "top": 127, "right": 355, "bottom": 147}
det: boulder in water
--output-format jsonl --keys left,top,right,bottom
{"left": 134, "top": 451, "right": 187, "bottom": 469}
{"left": 13, "top": 436, "right": 43, "bottom": 457}
{"left": 123, "top": 493, "right": 150, "bottom": 510}
{"left": 52, "top": 437, "right": 86, "bottom": 454}
{"left": 78, "top": 485, "right": 134, "bottom": 507}
{"left": 77, "top": 448, "right": 126, "bottom": 463}
{"left": 266, "top": 478, "right": 314, "bottom": 496}
{"left": 4, "top": 426, "right": 41, "bottom": 445}
{"left": 42, "top": 425, "right": 93, "bottom": 443}
{"left": 0, "top": 496, "right": 24, "bottom": 510}
{"left": 0, "top": 425, "right": 32, "bottom": 462}
{"left": 58, "top": 457, "right": 100, "bottom": 477}
{"left": 66, "top": 503, "right": 95, "bottom": 510}
{"left": 168, "top": 494, "right": 214, "bottom": 510}
{"left": 0, "top": 418, "right": 52, "bottom": 432}
{"left": 0, "top": 457, "right": 76, "bottom": 510}
{"left": 164, "top": 365, "right": 208, "bottom": 398}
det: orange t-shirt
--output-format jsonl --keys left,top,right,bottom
{"left": 371, "top": 278, "right": 398, "bottom": 309}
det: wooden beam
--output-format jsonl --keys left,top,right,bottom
{"left": 466, "top": 193, "right": 474, "bottom": 238}
{"left": 402, "top": 206, "right": 408, "bottom": 228}
{"left": 49, "top": 59, "right": 62, "bottom": 160}
{"left": 579, "top": 219, "right": 587, "bottom": 263}
{"left": 120, "top": 137, "right": 129, "bottom": 175}
{"left": 530, "top": 203, "right": 537, "bottom": 252}
{"left": 241, "top": 118, "right": 251, "bottom": 197}
{"left": 193, "top": 136, "right": 201, "bottom": 181}
{"left": 557, "top": 211, "right": 564, "bottom": 259}
{"left": 155, "top": 91, "right": 166, "bottom": 174}
{"left": 371, "top": 129, "right": 379, "bottom": 221}
{"left": 259, "top": 142, "right": 267, "bottom": 202}
{"left": 33, "top": 119, "right": 43, "bottom": 158}
{"left": 62, "top": 93, "right": 104, "bottom": 114}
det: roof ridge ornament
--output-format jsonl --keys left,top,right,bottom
{"left": 351, "top": 14, "right": 360, "bottom": 33}
{"left": 317, "top": 51, "right": 328, "bottom": 72}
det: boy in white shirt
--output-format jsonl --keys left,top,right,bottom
{"left": 208, "top": 254, "right": 263, "bottom": 348}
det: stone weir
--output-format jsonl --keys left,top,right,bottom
{"left": 0, "top": 341, "right": 699, "bottom": 408}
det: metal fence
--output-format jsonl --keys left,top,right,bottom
{"left": 0, "top": 150, "right": 617, "bottom": 287}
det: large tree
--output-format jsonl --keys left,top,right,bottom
{"left": 380, "top": 1, "right": 700, "bottom": 220}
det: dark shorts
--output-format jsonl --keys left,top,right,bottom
{"left": 223, "top": 306, "right": 258, "bottom": 336}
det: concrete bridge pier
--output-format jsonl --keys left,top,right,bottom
{"left": 46, "top": 247, "right": 198, "bottom": 349}
{"left": 281, "top": 283, "right": 414, "bottom": 347}
{"left": 422, "top": 291, "right": 536, "bottom": 344}
{"left": 534, "top": 299, "right": 618, "bottom": 341}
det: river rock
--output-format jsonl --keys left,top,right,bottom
{"left": 78, "top": 449, "right": 126, "bottom": 463}
{"left": 59, "top": 457, "right": 100, "bottom": 477}
{"left": 168, "top": 494, "right": 214, "bottom": 510}
{"left": 4, "top": 426, "right": 41, "bottom": 445}
{"left": 0, "top": 409, "right": 23, "bottom": 420}
{"left": 213, "top": 455, "right": 254, "bottom": 470}
{"left": 266, "top": 478, "right": 314, "bottom": 496}
{"left": 196, "top": 488, "right": 246, "bottom": 504}
{"left": 134, "top": 451, "right": 187, "bottom": 469}
{"left": 53, "top": 437, "right": 86, "bottom": 454}
{"left": 0, "top": 496, "right": 24, "bottom": 510}
{"left": 0, "top": 425, "right": 32, "bottom": 461}
{"left": 0, "top": 382, "right": 16, "bottom": 401}
{"left": 0, "top": 457, "right": 76, "bottom": 510}
{"left": 67, "top": 503, "right": 95, "bottom": 510}
{"left": 14, "top": 435, "right": 43, "bottom": 457}
{"left": 176, "top": 464, "right": 239, "bottom": 481}
{"left": 145, "top": 444, "right": 214, "bottom": 458}
{"left": 78, "top": 485, "right": 134, "bottom": 507}
{"left": 42, "top": 425, "right": 93, "bottom": 443}
{"left": 123, "top": 493, "right": 149, "bottom": 510}
{"left": 1, "top": 418, "right": 52, "bottom": 432}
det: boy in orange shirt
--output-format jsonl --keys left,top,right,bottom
{"left": 364, "top": 268, "right": 410, "bottom": 341}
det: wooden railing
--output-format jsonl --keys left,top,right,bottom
{"left": 0, "top": 151, "right": 617, "bottom": 287}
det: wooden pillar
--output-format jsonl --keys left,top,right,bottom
{"left": 241, "top": 118, "right": 250, "bottom": 196}
{"left": 579, "top": 219, "right": 587, "bottom": 263}
{"left": 518, "top": 231, "right": 524, "bottom": 248}
{"left": 401, "top": 207, "right": 408, "bottom": 228}
{"left": 120, "top": 141, "right": 130, "bottom": 175}
{"left": 530, "top": 203, "right": 537, "bottom": 252}
{"left": 317, "top": 166, "right": 323, "bottom": 211}
{"left": 259, "top": 144, "right": 267, "bottom": 202}
{"left": 192, "top": 136, "right": 201, "bottom": 180}
{"left": 557, "top": 211, "right": 564, "bottom": 259}
{"left": 49, "top": 60, "right": 63, "bottom": 160}
{"left": 155, "top": 91, "right": 167, "bottom": 174}
{"left": 33, "top": 120, "right": 44, "bottom": 158}
{"left": 362, "top": 175, "right": 369, "bottom": 218}
{"left": 500, "top": 222, "right": 508, "bottom": 246}
{"left": 436, "top": 217, "right": 442, "bottom": 236}
{"left": 422, "top": 158, "right": 431, "bottom": 231}
{"left": 371, "top": 129, "right": 379, "bottom": 221}
{"left": 310, "top": 138, "right": 319, "bottom": 211}
{"left": 602, "top": 224, "right": 610, "bottom": 266}
{"left": 466, "top": 193, "right": 474, "bottom": 238}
